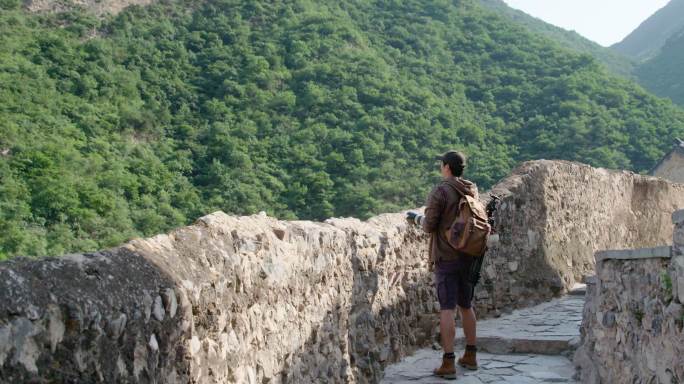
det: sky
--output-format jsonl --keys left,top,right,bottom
{"left": 502, "top": 0, "right": 671, "bottom": 46}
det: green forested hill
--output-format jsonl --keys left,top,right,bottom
{"left": 480, "top": 0, "right": 684, "bottom": 106}
{"left": 635, "top": 29, "right": 684, "bottom": 106}
{"left": 612, "top": 0, "right": 684, "bottom": 61}
{"left": 614, "top": 0, "right": 684, "bottom": 106}
{"left": 1, "top": 0, "right": 684, "bottom": 259}
{"left": 479, "top": 0, "right": 635, "bottom": 78}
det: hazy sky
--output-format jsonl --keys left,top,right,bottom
{"left": 502, "top": 0, "right": 671, "bottom": 46}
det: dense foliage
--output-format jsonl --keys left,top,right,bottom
{"left": 480, "top": 0, "right": 684, "bottom": 106}
{"left": 636, "top": 29, "right": 684, "bottom": 106}
{"left": 479, "top": 0, "right": 635, "bottom": 78}
{"left": 612, "top": 0, "right": 684, "bottom": 61}
{"left": 1, "top": 0, "right": 684, "bottom": 259}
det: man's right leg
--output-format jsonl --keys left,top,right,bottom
{"left": 434, "top": 309, "right": 457, "bottom": 379}
{"left": 434, "top": 271, "right": 457, "bottom": 379}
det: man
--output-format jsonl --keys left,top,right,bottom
{"left": 406, "top": 151, "right": 478, "bottom": 380}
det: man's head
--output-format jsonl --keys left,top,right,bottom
{"left": 435, "top": 151, "right": 466, "bottom": 178}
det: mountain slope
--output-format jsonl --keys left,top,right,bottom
{"left": 612, "top": 0, "right": 684, "bottom": 61}
{"left": 635, "top": 27, "right": 684, "bottom": 105}
{"left": 1, "top": 0, "right": 683, "bottom": 258}
{"left": 479, "top": 0, "right": 635, "bottom": 78}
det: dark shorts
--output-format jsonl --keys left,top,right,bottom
{"left": 434, "top": 259, "right": 475, "bottom": 310}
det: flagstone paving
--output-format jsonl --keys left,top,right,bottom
{"left": 381, "top": 349, "right": 577, "bottom": 383}
{"left": 381, "top": 286, "right": 585, "bottom": 383}
{"left": 459, "top": 294, "right": 584, "bottom": 355}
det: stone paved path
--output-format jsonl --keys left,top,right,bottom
{"left": 381, "top": 349, "right": 577, "bottom": 383}
{"left": 381, "top": 287, "right": 585, "bottom": 383}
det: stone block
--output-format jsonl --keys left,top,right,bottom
{"left": 602, "top": 312, "right": 616, "bottom": 328}
{"left": 508, "top": 261, "right": 519, "bottom": 272}
{"left": 665, "top": 302, "right": 683, "bottom": 319}
{"left": 672, "top": 210, "right": 684, "bottom": 225}
{"left": 674, "top": 223, "right": 684, "bottom": 251}
{"left": 596, "top": 246, "right": 672, "bottom": 262}
{"left": 675, "top": 256, "right": 684, "bottom": 304}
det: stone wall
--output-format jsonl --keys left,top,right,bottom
{"left": 0, "top": 212, "right": 437, "bottom": 383}
{"left": 574, "top": 210, "right": 684, "bottom": 384}
{"left": 1, "top": 160, "right": 684, "bottom": 383}
{"left": 480, "top": 160, "right": 684, "bottom": 313}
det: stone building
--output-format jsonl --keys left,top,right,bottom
{"left": 650, "top": 138, "right": 684, "bottom": 183}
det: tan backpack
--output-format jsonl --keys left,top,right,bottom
{"left": 444, "top": 185, "right": 491, "bottom": 257}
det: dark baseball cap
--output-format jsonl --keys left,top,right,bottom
{"left": 434, "top": 151, "right": 466, "bottom": 165}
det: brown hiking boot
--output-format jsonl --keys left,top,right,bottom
{"left": 458, "top": 348, "right": 478, "bottom": 370}
{"left": 433, "top": 356, "right": 457, "bottom": 380}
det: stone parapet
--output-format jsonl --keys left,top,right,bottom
{"left": 0, "top": 212, "right": 437, "bottom": 383}
{"left": 575, "top": 211, "right": 684, "bottom": 384}
{"left": 595, "top": 246, "right": 672, "bottom": 262}
{"left": 480, "top": 160, "right": 684, "bottom": 314}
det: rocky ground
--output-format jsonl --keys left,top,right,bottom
{"left": 381, "top": 286, "right": 585, "bottom": 383}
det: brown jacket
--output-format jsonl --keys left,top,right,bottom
{"left": 422, "top": 177, "right": 479, "bottom": 264}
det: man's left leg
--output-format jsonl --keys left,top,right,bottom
{"left": 457, "top": 302, "right": 478, "bottom": 370}
{"left": 440, "top": 309, "right": 456, "bottom": 353}
{"left": 459, "top": 306, "right": 477, "bottom": 346}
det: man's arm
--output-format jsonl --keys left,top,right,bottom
{"left": 422, "top": 186, "right": 446, "bottom": 233}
